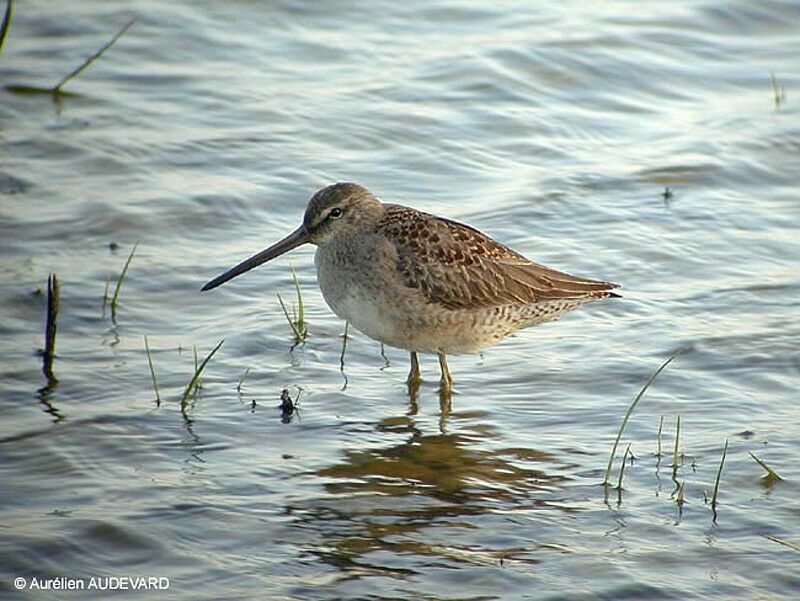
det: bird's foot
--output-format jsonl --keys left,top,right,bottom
{"left": 407, "top": 375, "right": 422, "bottom": 402}
{"left": 438, "top": 381, "right": 452, "bottom": 421}
{"left": 407, "top": 352, "right": 422, "bottom": 400}
{"left": 437, "top": 350, "right": 453, "bottom": 404}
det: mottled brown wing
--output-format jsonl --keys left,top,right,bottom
{"left": 378, "top": 204, "right": 619, "bottom": 310}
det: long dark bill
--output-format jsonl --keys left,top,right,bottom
{"left": 201, "top": 225, "right": 309, "bottom": 291}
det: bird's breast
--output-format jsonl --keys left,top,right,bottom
{"left": 314, "top": 239, "right": 407, "bottom": 344}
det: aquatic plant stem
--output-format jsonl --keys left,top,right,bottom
{"left": 111, "top": 241, "right": 138, "bottom": 319}
{"left": 52, "top": 18, "right": 135, "bottom": 94}
{"left": 42, "top": 273, "right": 60, "bottom": 383}
{"left": 181, "top": 340, "right": 224, "bottom": 408}
{"left": 144, "top": 335, "right": 161, "bottom": 404}
{"left": 711, "top": 439, "right": 729, "bottom": 511}
{"left": 603, "top": 347, "right": 688, "bottom": 486}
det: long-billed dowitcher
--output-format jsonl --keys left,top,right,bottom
{"left": 202, "top": 183, "right": 619, "bottom": 396}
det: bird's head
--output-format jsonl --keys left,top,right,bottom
{"left": 302, "top": 182, "right": 383, "bottom": 245}
{"left": 201, "top": 182, "right": 382, "bottom": 291}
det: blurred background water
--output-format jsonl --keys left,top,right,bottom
{"left": 1, "top": 1, "right": 799, "bottom": 599}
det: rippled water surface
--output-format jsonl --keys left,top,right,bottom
{"left": 2, "top": 1, "right": 799, "bottom": 599}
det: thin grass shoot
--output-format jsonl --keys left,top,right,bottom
{"left": 277, "top": 265, "right": 308, "bottom": 344}
{"left": 290, "top": 264, "right": 306, "bottom": 338}
{"left": 181, "top": 339, "right": 224, "bottom": 409}
{"left": 603, "top": 347, "right": 688, "bottom": 486}
{"left": 42, "top": 273, "right": 60, "bottom": 382}
{"left": 749, "top": 452, "right": 783, "bottom": 486}
{"left": 144, "top": 335, "right": 161, "bottom": 404}
{"left": 277, "top": 293, "right": 303, "bottom": 341}
{"left": 0, "top": 0, "right": 12, "bottom": 54}
{"left": 236, "top": 368, "right": 250, "bottom": 393}
{"left": 192, "top": 345, "right": 202, "bottom": 392}
{"left": 770, "top": 71, "right": 787, "bottom": 108}
{"left": 764, "top": 535, "right": 800, "bottom": 553}
{"left": 110, "top": 241, "right": 138, "bottom": 319}
{"left": 711, "top": 439, "right": 729, "bottom": 510}
{"left": 616, "top": 443, "right": 632, "bottom": 490}
{"left": 672, "top": 415, "right": 681, "bottom": 468}
{"left": 340, "top": 321, "right": 350, "bottom": 368}
{"left": 102, "top": 276, "right": 111, "bottom": 310}
{"left": 52, "top": 18, "right": 135, "bottom": 95}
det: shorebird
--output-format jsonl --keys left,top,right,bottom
{"left": 202, "top": 183, "right": 619, "bottom": 397}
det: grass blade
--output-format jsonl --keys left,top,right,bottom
{"left": 764, "top": 535, "right": 800, "bottom": 553}
{"left": 111, "top": 241, "right": 138, "bottom": 319}
{"left": 616, "top": 443, "right": 631, "bottom": 490}
{"left": 711, "top": 439, "right": 729, "bottom": 511}
{"left": 143, "top": 335, "right": 161, "bottom": 404}
{"left": 672, "top": 415, "right": 681, "bottom": 468}
{"left": 340, "top": 321, "right": 350, "bottom": 368}
{"left": 770, "top": 70, "right": 786, "bottom": 109}
{"left": 52, "top": 18, "right": 135, "bottom": 94}
{"left": 0, "top": 0, "right": 12, "bottom": 55}
{"left": 291, "top": 264, "right": 306, "bottom": 337}
{"left": 603, "top": 347, "right": 688, "bottom": 486}
{"left": 277, "top": 293, "right": 302, "bottom": 340}
{"left": 277, "top": 267, "right": 308, "bottom": 345}
{"left": 102, "top": 276, "right": 111, "bottom": 311}
{"left": 236, "top": 368, "right": 250, "bottom": 393}
{"left": 42, "top": 273, "right": 60, "bottom": 383}
{"left": 749, "top": 452, "right": 783, "bottom": 486}
{"left": 193, "top": 345, "right": 199, "bottom": 390}
{"left": 181, "top": 340, "right": 224, "bottom": 409}
{"left": 656, "top": 414, "right": 664, "bottom": 458}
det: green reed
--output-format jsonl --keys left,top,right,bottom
{"left": 110, "top": 242, "right": 138, "bottom": 319}
{"left": 102, "top": 276, "right": 112, "bottom": 311}
{"left": 0, "top": 0, "right": 12, "bottom": 54}
{"left": 676, "top": 482, "right": 685, "bottom": 514}
{"left": 277, "top": 264, "right": 307, "bottom": 344}
{"left": 616, "top": 443, "right": 632, "bottom": 491}
{"left": 192, "top": 345, "right": 201, "bottom": 390}
{"left": 603, "top": 348, "right": 688, "bottom": 486}
{"left": 236, "top": 368, "right": 250, "bottom": 393}
{"left": 672, "top": 415, "right": 681, "bottom": 468}
{"left": 180, "top": 340, "right": 224, "bottom": 409}
{"left": 42, "top": 273, "right": 60, "bottom": 383}
{"left": 711, "top": 439, "right": 728, "bottom": 511}
{"left": 291, "top": 264, "right": 305, "bottom": 334}
{"left": 143, "top": 335, "right": 161, "bottom": 404}
{"left": 764, "top": 535, "right": 800, "bottom": 553}
{"left": 52, "top": 18, "right": 135, "bottom": 95}
{"left": 340, "top": 321, "right": 350, "bottom": 368}
{"left": 749, "top": 452, "right": 782, "bottom": 486}
{"left": 656, "top": 415, "right": 664, "bottom": 458}
{"left": 770, "top": 71, "right": 786, "bottom": 109}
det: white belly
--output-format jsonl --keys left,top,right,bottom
{"left": 313, "top": 242, "right": 584, "bottom": 355}
{"left": 314, "top": 244, "right": 408, "bottom": 348}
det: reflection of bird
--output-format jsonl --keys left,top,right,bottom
{"left": 202, "top": 183, "right": 619, "bottom": 396}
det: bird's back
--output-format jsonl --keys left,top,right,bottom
{"left": 376, "top": 204, "right": 619, "bottom": 312}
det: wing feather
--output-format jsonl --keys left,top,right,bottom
{"left": 378, "top": 205, "right": 618, "bottom": 310}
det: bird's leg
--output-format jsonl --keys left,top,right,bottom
{"left": 437, "top": 351, "right": 453, "bottom": 395}
{"left": 438, "top": 351, "right": 453, "bottom": 416}
{"left": 407, "top": 351, "right": 422, "bottom": 401}
{"left": 407, "top": 352, "right": 421, "bottom": 383}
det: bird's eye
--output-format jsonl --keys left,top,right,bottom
{"left": 329, "top": 207, "right": 343, "bottom": 219}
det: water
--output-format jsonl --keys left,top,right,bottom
{"left": 2, "top": 1, "right": 799, "bottom": 598}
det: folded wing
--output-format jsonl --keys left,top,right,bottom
{"left": 379, "top": 205, "right": 619, "bottom": 311}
